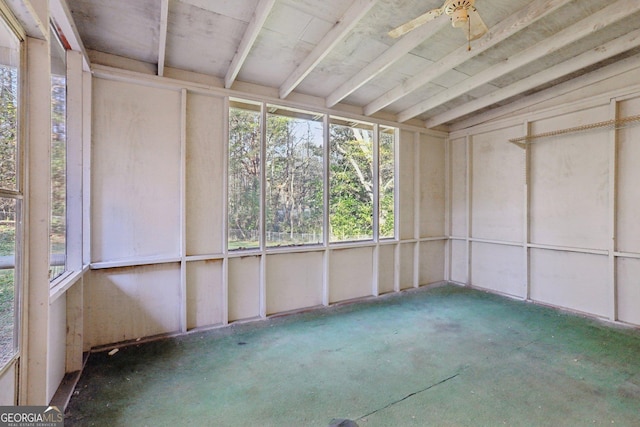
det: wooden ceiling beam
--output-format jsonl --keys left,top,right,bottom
{"left": 279, "top": 0, "right": 378, "bottom": 99}
{"left": 225, "top": 0, "right": 277, "bottom": 89}
{"left": 325, "top": 15, "right": 449, "bottom": 108}
{"left": 363, "top": 0, "right": 572, "bottom": 116}
{"left": 398, "top": 0, "right": 640, "bottom": 123}
{"left": 450, "top": 54, "right": 640, "bottom": 132}
{"left": 50, "top": 0, "right": 91, "bottom": 71}
{"left": 157, "top": 0, "right": 169, "bottom": 77}
{"left": 426, "top": 28, "right": 640, "bottom": 128}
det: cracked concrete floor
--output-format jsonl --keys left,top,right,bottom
{"left": 65, "top": 285, "right": 640, "bottom": 426}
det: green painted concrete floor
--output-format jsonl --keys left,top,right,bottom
{"left": 65, "top": 285, "right": 640, "bottom": 426}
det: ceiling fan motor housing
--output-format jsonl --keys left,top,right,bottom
{"left": 444, "top": 0, "right": 475, "bottom": 28}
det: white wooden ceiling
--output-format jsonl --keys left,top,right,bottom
{"left": 65, "top": 0, "right": 640, "bottom": 129}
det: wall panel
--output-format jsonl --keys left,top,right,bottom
{"left": 47, "top": 297, "right": 66, "bottom": 402}
{"left": 329, "top": 247, "right": 373, "bottom": 303}
{"left": 529, "top": 106, "right": 610, "bottom": 249}
{"left": 450, "top": 240, "right": 467, "bottom": 284}
{"left": 399, "top": 243, "right": 414, "bottom": 290}
{"left": 471, "top": 126, "right": 524, "bottom": 242}
{"left": 471, "top": 242, "right": 524, "bottom": 298}
{"left": 448, "top": 69, "right": 640, "bottom": 326}
{"left": 419, "top": 135, "right": 446, "bottom": 238}
{"left": 85, "top": 264, "right": 182, "bottom": 348}
{"left": 617, "top": 96, "right": 640, "bottom": 254}
{"left": 186, "top": 260, "right": 224, "bottom": 329}
{"left": 530, "top": 249, "right": 608, "bottom": 317}
{"left": 378, "top": 244, "right": 395, "bottom": 294}
{"left": 419, "top": 241, "right": 445, "bottom": 285}
{"left": 399, "top": 130, "right": 415, "bottom": 240}
{"left": 91, "top": 78, "right": 181, "bottom": 262}
{"left": 0, "top": 363, "right": 15, "bottom": 405}
{"left": 450, "top": 137, "right": 467, "bottom": 237}
{"left": 266, "top": 252, "right": 323, "bottom": 314}
{"left": 616, "top": 257, "right": 640, "bottom": 326}
{"left": 186, "top": 93, "right": 225, "bottom": 256}
{"left": 228, "top": 256, "right": 261, "bottom": 321}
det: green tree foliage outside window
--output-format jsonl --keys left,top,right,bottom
{"left": 0, "top": 199, "right": 15, "bottom": 367}
{"left": 228, "top": 100, "right": 396, "bottom": 250}
{"left": 266, "top": 108, "right": 323, "bottom": 247}
{"left": 50, "top": 31, "right": 67, "bottom": 281}
{"left": 329, "top": 122, "right": 374, "bottom": 242}
{"left": 228, "top": 104, "right": 261, "bottom": 250}
{"left": 0, "top": 17, "right": 20, "bottom": 367}
{"left": 0, "top": 67, "right": 17, "bottom": 191}
{"left": 379, "top": 127, "right": 395, "bottom": 238}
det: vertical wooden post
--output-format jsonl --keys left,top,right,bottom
{"left": 259, "top": 103, "right": 267, "bottom": 318}
{"left": 372, "top": 124, "right": 380, "bottom": 296}
{"left": 607, "top": 99, "right": 618, "bottom": 321}
{"left": 523, "top": 121, "right": 531, "bottom": 300}
{"left": 465, "top": 134, "right": 472, "bottom": 286}
{"left": 222, "top": 97, "right": 230, "bottom": 325}
{"left": 179, "top": 89, "right": 187, "bottom": 333}
{"left": 413, "top": 132, "right": 420, "bottom": 287}
{"left": 22, "top": 31, "right": 51, "bottom": 404}
{"left": 322, "top": 114, "right": 330, "bottom": 306}
{"left": 64, "top": 50, "right": 84, "bottom": 373}
{"left": 444, "top": 135, "right": 451, "bottom": 282}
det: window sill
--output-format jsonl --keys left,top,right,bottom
{"left": 49, "top": 265, "right": 89, "bottom": 303}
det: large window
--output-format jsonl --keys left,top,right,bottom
{"left": 228, "top": 100, "right": 396, "bottom": 250}
{"left": 228, "top": 100, "right": 261, "bottom": 250}
{"left": 50, "top": 27, "right": 67, "bottom": 281}
{"left": 266, "top": 106, "right": 323, "bottom": 247}
{"left": 0, "top": 12, "right": 20, "bottom": 367}
{"left": 379, "top": 126, "right": 395, "bottom": 239}
{"left": 329, "top": 118, "right": 374, "bottom": 242}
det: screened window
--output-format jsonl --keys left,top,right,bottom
{"left": 228, "top": 100, "right": 261, "bottom": 250}
{"left": 266, "top": 106, "right": 323, "bottom": 247}
{"left": 0, "top": 38, "right": 16, "bottom": 191}
{"left": 379, "top": 126, "right": 395, "bottom": 239}
{"left": 329, "top": 119, "right": 374, "bottom": 242}
{"left": 0, "top": 12, "right": 20, "bottom": 367}
{"left": 50, "top": 27, "right": 67, "bottom": 281}
{"left": 228, "top": 100, "right": 396, "bottom": 250}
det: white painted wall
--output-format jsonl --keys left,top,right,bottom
{"left": 377, "top": 244, "right": 395, "bottom": 294}
{"left": 91, "top": 78, "right": 182, "bottom": 263}
{"left": 529, "top": 107, "right": 609, "bottom": 249}
{"left": 47, "top": 297, "right": 66, "bottom": 400}
{"left": 86, "top": 265, "right": 182, "bottom": 348}
{"left": 471, "top": 126, "right": 524, "bottom": 243}
{"left": 185, "top": 93, "right": 225, "bottom": 256}
{"left": 266, "top": 252, "right": 323, "bottom": 314}
{"left": 84, "top": 73, "right": 448, "bottom": 349}
{"left": 398, "top": 130, "right": 415, "bottom": 240}
{"left": 419, "top": 134, "right": 446, "bottom": 238}
{"left": 449, "top": 62, "right": 640, "bottom": 326}
{"left": 329, "top": 247, "right": 374, "bottom": 303}
{"left": 0, "top": 362, "right": 16, "bottom": 405}
{"left": 186, "top": 260, "right": 224, "bottom": 329}
{"left": 228, "top": 256, "right": 261, "bottom": 321}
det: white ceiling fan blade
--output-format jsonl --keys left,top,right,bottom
{"left": 463, "top": 8, "right": 488, "bottom": 41}
{"left": 388, "top": 8, "right": 444, "bottom": 38}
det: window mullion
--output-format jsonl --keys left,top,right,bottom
{"left": 260, "top": 102, "right": 267, "bottom": 250}
{"left": 373, "top": 124, "right": 380, "bottom": 242}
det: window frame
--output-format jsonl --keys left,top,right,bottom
{"left": 227, "top": 98, "right": 397, "bottom": 253}
{"left": 328, "top": 116, "right": 376, "bottom": 244}
{"left": 265, "top": 105, "right": 325, "bottom": 248}
{"left": 227, "top": 99, "right": 263, "bottom": 251}
{"left": 49, "top": 23, "right": 68, "bottom": 283}
{"left": 0, "top": 2, "right": 24, "bottom": 370}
